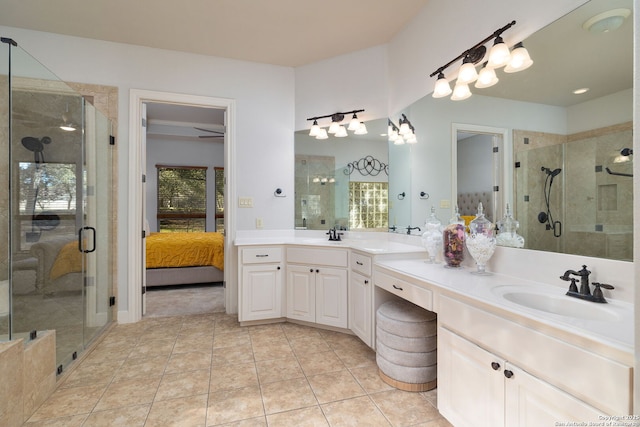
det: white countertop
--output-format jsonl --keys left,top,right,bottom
{"left": 375, "top": 258, "right": 633, "bottom": 363}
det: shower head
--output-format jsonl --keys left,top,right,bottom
{"left": 620, "top": 148, "right": 633, "bottom": 156}
{"left": 541, "top": 166, "right": 562, "bottom": 177}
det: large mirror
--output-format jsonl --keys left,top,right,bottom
{"left": 402, "top": 0, "right": 633, "bottom": 261}
{"left": 294, "top": 119, "right": 393, "bottom": 231}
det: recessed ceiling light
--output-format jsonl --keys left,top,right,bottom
{"left": 573, "top": 88, "right": 589, "bottom": 95}
{"left": 583, "top": 8, "right": 630, "bottom": 33}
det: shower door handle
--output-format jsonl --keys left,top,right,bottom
{"left": 78, "top": 226, "right": 97, "bottom": 253}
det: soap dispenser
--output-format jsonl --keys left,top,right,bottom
{"left": 421, "top": 206, "right": 443, "bottom": 264}
{"left": 466, "top": 203, "right": 497, "bottom": 275}
{"left": 443, "top": 206, "right": 465, "bottom": 268}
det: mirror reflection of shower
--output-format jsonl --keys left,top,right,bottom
{"left": 538, "top": 166, "right": 562, "bottom": 237}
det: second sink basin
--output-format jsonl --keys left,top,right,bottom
{"left": 492, "top": 285, "right": 621, "bottom": 322}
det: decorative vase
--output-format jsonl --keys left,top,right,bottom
{"left": 421, "top": 207, "right": 443, "bottom": 263}
{"left": 465, "top": 203, "right": 497, "bottom": 275}
{"left": 496, "top": 203, "right": 525, "bottom": 248}
{"left": 443, "top": 206, "right": 465, "bottom": 268}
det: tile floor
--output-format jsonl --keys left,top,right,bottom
{"left": 23, "top": 311, "right": 453, "bottom": 426}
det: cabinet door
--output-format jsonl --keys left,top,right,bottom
{"left": 287, "top": 265, "right": 316, "bottom": 323}
{"left": 504, "top": 363, "right": 604, "bottom": 427}
{"left": 349, "top": 271, "right": 372, "bottom": 346}
{"left": 316, "top": 267, "right": 348, "bottom": 328}
{"left": 438, "top": 327, "right": 505, "bottom": 427}
{"left": 240, "top": 264, "right": 283, "bottom": 321}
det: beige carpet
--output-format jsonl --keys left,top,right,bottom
{"left": 145, "top": 283, "right": 225, "bottom": 318}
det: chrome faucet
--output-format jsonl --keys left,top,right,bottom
{"left": 559, "top": 264, "right": 614, "bottom": 303}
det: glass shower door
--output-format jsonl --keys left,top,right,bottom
{"left": 7, "top": 41, "right": 113, "bottom": 372}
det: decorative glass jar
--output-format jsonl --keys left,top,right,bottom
{"left": 421, "top": 207, "right": 443, "bottom": 263}
{"left": 465, "top": 203, "right": 497, "bottom": 275}
{"left": 496, "top": 203, "right": 525, "bottom": 248}
{"left": 442, "top": 206, "right": 466, "bottom": 268}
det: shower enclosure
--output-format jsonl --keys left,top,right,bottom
{"left": 1, "top": 38, "right": 114, "bottom": 373}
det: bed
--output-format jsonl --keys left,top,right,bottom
{"left": 145, "top": 232, "right": 224, "bottom": 287}
{"left": 30, "top": 231, "right": 224, "bottom": 292}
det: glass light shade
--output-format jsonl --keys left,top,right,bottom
{"left": 504, "top": 44, "right": 533, "bottom": 73}
{"left": 475, "top": 66, "right": 499, "bottom": 88}
{"left": 451, "top": 82, "right": 472, "bottom": 101}
{"left": 399, "top": 122, "right": 411, "bottom": 135}
{"left": 354, "top": 122, "right": 368, "bottom": 135}
{"left": 388, "top": 129, "right": 399, "bottom": 141}
{"left": 315, "top": 128, "right": 328, "bottom": 139}
{"left": 313, "top": 177, "right": 320, "bottom": 183}
{"left": 309, "top": 121, "right": 320, "bottom": 136}
{"left": 347, "top": 114, "right": 360, "bottom": 130}
{"left": 393, "top": 136, "right": 405, "bottom": 145}
{"left": 457, "top": 62, "right": 478, "bottom": 84}
{"left": 406, "top": 132, "right": 417, "bottom": 144}
{"left": 433, "top": 74, "right": 452, "bottom": 98}
{"left": 60, "top": 124, "right": 76, "bottom": 131}
{"left": 487, "top": 37, "right": 511, "bottom": 68}
{"left": 328, "top": 121, "right": 340, "bottom": 134}
{"left": 335, "top": 125, "right": 348, "bottom": 137}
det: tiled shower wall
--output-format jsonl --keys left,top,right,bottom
{"left": 514, "top": 122, "right": 633, "bottom": 260}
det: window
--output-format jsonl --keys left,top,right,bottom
{"left": 157, "top": 165, "right": 207, "bottom": 232}
{"left": 349, "top": 182, "right": 388, "bottom": 230}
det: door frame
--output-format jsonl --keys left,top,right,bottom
{"left": 451, "top": 123, "right": 511, "bottom": 222}
{"left": 127, "top": 89, "right": 236, "bottom": 323}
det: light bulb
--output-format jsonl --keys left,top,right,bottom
{"left": 328, "top": 121, "right": 340, "bottom": 134}
{"left": 433, "top": 73, "right": 452, "bottom": 98}
{"left": 487, "top": 36, "right": 511, "bottom": 68}
{"left": 457, "top": 61, "right": 478, "bottom": 84}
{"left": 504, "top": 43, "right": 533, "bottom": 73}
{"left": 335, "top": 125, "right": 348, "bottom": 137}
{"left": 475, "top": 64, "right": 499, "bottom": 88}
{"left": 347, "top": 114, "right": 360, "bottom": 130}
{"left": 451, "top": 82, "right": 472, "bottom": 101}
{"left": 354, "top": 122, "right": 368, "bottom": 135}
{"left": 315, "top": 128, "right": 328, "bottom": 139}
{"left": 309, "top": 120, "right": 320, "bottom": 136}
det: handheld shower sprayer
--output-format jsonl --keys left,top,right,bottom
{"left": 538, "top": 166, "right": 562, "bottom": 237}
{"left": 620, "top": 148, "right": 633, "bottom": 156}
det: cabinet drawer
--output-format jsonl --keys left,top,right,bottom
{"left": 286, "top": 247, "right": 348, "bottom": 267}
{"left": 242, "top": 247, "right": 282, "bottom": 264}
{"left": 375, "top": 270, "right": 433, "bottom": 311}
{"left": 439, "top": 295, "right": 632, "bottom": 415}
{"left": 351, "top": 252, "right": 372, "bottom": 276}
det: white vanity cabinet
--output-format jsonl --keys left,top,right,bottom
{"left": 286, "top": 247, "right": 348, "bottom": 328}
{"left": 437, "top": 294, "right": 630, "bottom": 426}
{"left": 238, "top": 246, "right": 284, "bottom": 322}
{"left": 349, "top": 251, "right": 373, "bottom": 346}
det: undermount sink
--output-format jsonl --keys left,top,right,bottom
{"left": 491, "top": 285, "right": 621, "bottom": 322}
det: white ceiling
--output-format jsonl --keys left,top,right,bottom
{"left": 0, "top": 0, "right": 428, "bottom": 67}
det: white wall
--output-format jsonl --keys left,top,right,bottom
{"left": 567, "top": 88, "right": 633, "bottom": 133}
{"left": 145, "top": 137, "right": 224, "bottom": 232}
{"left": 0, "top": 25, "right": 295, "bottom": 312}
{"left": 295, "top": 45, "right": 389, "bottom": 130}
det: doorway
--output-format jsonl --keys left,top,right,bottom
{"left": 127, "top": 90, "right": 236, "bottom": 323}
{"left": 451, "top": 123, "right": 510, "bottom": 224}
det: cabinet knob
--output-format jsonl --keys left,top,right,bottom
{"left": 491, "top": 362, "right": 500, "bottom": 371}
{"left": 364, "top": 280, "right": 369, "bottom": 284}
{"left": 504, "top": 370, "right": 514, "bottom": 379}
{"left": 277, "top": 266, "right": 281, "bottom": 270}
{"left": 310, "top": 268, "right": 314, "bottom": 273}
{"left": 316, "top": 269, "right": 320, "bottom": 273}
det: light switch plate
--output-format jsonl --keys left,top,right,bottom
{"left": 440, "top": 199, "right": 450, "bottom": 209}
{"left": 238, "top": 197, "right": 253, "bottom": 208}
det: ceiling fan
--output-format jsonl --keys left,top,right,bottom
{"left": 194, "top": 127, "right": 224, "bottom": 139}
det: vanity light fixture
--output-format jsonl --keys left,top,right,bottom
{"left": 429, "top": 20, "right": 533, "bottom": 101}
{"left": 389, "top": 115, "right": 417, "bottom": 144}
{"left": 307, "top": 109, "right": 367, "bottom": 139}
